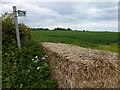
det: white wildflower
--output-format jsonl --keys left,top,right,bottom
{"left": 35, "top": 56, "right": 38, "bottom": 58}
{"left": 31, "top": 59, "right": 34, "bottom": 61}
{"left": 34, "top": 60, "right": 38, "bottom": 63}
{"left": 34, "top": 59, "right": 39, "bottom": 63}
{"left": 37, "top": 67, "right": 40, "bottom": 70}
{"left": 44, "top": 63, "right": 48, "bottom": 66}
{"left": 36, "top": 59, "right": 39, "bottom": 61}
{"left": 28, "top": 70, "right": 30, "bottom": 72}
{"left": 44, "top": 55, "right": 48, "bottom": 58}
{"left": 42, "top": 57, "right": 46, "bottom": 60}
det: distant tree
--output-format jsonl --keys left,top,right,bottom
{"left": 54, "top": 27, "right": 61, "bottom": 30}
{"left": 33, "top": 28, "right": 36, "bottom": 30}
{"left": 39, "top": 28, "right": 44, "bottom": 30}
{"left": 62, "top": 28, "right": 65, "bottom": 30}
{"left": 54, "top": 27, "right": 72, "bottom": 31}
{"left": 67, "top": 28, "right": 72, "bottom": 31}
{"left": 32, "top": 28, "right": 50, "bottom": 31}
{"left": 45, "top": 28, "right": 49, "bottom": 31}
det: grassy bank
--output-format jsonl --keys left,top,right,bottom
{"left": 31, "top": 30, "right": 119, "bottom": 53}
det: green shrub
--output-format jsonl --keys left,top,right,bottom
{"left": 19, "top": 23, "right": 31, "bottom": 40}
{"left": 2, "top": 12, "right": 16, "bottom": 45}
{"left": 2, "top": 39, "right": 57, "bottom": 88}
{"left": 2, "top": 12, "right": 31, "bottom": 45}
{"left": 2, "top": 12, "right": 57, "bottom": 88}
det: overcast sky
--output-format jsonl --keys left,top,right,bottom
{"left": 0, "top": 0, "right": 118, "bottom": 32}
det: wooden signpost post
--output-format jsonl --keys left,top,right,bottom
{"left": 13, "top": 6, "right": 27, "bottom": 48}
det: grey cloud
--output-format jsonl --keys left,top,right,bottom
{"left": 89, "top": 2, "right": 117, "bottom": 9}
{"left": 31, "top": 2, "right": 78, "bottom": 15}
{"left": 0, "top": 2, "right": 118, "bottom": 31}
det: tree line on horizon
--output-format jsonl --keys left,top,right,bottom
{"left": 31, "top": 27, "right": 73, "bottom": 31}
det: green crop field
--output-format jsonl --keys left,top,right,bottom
{"left": 31, "top": 30, "right": 119, "bottom": 53}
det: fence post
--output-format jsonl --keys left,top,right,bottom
{"left": 13, "top": 6, "right": 21, "bottom": 48}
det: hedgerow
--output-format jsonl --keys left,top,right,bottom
{"left": 2, "top": 12, "right": 57, "bottom": 88}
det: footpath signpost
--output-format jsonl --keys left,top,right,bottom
{"left": 13, "top": 6, "right": 27, "bottom": 48}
